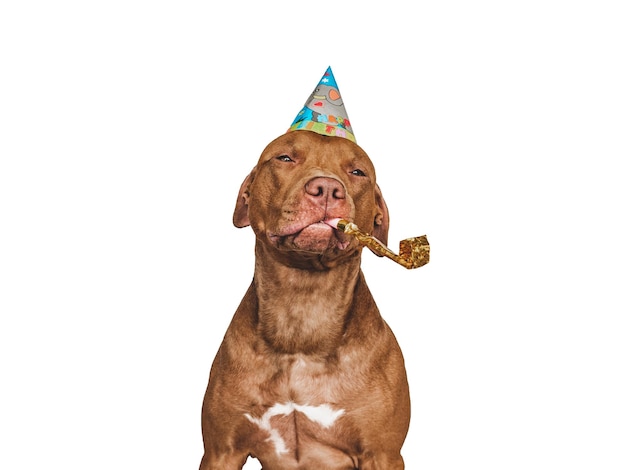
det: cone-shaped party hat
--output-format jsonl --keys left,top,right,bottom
{"left": 287, "top": 66, "right": 355, "bottom": 142}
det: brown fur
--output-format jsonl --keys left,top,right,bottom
{"left": 200, "top": 131, "right": 410, "bottom": 469}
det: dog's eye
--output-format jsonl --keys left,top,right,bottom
{"left": 350, "top": 169, "right": 367, "bottom": 177}
{"left": 276, "top": 155, "right": 294, "bottom": 162}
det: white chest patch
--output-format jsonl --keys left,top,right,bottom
{"left": 245, "top": 402, "right": 345, "bottom": 455}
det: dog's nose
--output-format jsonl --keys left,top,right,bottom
{"left": 305, "top": 177, "right": 346, "bottom": 201}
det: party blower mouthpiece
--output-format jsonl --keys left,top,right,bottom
{"left": 326, "top": 219, "right": 430, "bottom": 269}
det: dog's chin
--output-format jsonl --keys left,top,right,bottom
{"left": 269, "top": 222, "right": 353, "bottom": 257}
{"left": 291, "top": 223, "right": 347, "bottom": 252}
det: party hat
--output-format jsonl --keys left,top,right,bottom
{"left": 287, "top": 66, "right": 355, "bottom": 142}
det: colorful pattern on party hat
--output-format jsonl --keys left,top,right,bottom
{"left": 287, "top": 66, "right": 356, "bottom": 142}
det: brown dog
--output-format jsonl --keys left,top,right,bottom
{"left": 199, "top": 130, "right": 410, "bottom": 469}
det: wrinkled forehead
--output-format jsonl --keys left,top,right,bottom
{"left": 257, "top": 132, "right": 376, "bottom": 175}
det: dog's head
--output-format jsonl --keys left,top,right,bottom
{"left": 233, "top": 131, "right": 389, "bottom": 269}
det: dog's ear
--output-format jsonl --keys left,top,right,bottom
{"left": 233, "top": 169, "right": 255, "bottom": 228}
{"left": 370, "top": 184, "right": 390, "bottom": 256}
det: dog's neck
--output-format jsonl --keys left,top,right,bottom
{"left": 252, "top": 242, "right": 363, "bottom": 355}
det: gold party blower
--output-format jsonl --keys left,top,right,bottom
{"left": 326, "top": 218, "right": 430, "bottom": 269}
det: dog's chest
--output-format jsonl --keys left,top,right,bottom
{"left": 243, "top": 356, "right": 351, "bottom": 461}
{"left": 280, "top": 354, "right": 344, "bottom": 400}
{"left": 245, "top": 401, "right": 345, "bottom": 455}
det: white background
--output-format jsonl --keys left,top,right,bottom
{"left": 1, "top": 1, "right": 625, "bottom": 469}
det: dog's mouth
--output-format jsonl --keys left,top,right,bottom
{"left": 268, "top": 219, "right": 353, "bottom": 254}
